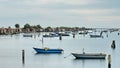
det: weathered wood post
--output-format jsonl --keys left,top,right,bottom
{"left": 22, "top": 49, "right": 25, "bottom": 65}
{"left": 73, "top": 34, "right": 75, "bottom": 38}
{"left": 59, "top": 34, "right": 62, "bottom": 40}
{"left": 106, "top": 34, "right": 108, "bottom": 37}
{"left": 111, "top": 40, "right": 116, "bottom": 49}
{"left": 108, "top": 54, "right": 111, "bottom": 68}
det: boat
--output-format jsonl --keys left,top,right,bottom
{"left": 90, "top": 35, "right": 102, "bottom": 38}
{"left": 33, "top": 38, "right": 64, "bottom": 54}
{"left": 23, "top": 34, "right": 32, "bottom": 37}
{"left": 90, "top": 32, "right": 103, "bottom": 38}
{"left": 79, "top": 31, "right": 88, "bottom": 35}
{"left": 33, "top": 47, "right": 63, "bottom": 54}
{"left": 43, "top": 33, "right": 59, "bottom": 38}
{"left": 42, "top": 34, "right": 53, "bottom": 37}
{"left": 72, "top": 53, "right": 106, "bottom": 59}
{"left": 56, "top": 32, "right": 70, "bottom": 36}
{"left": 71, "top": 48, "right": 106, "bottom": 59}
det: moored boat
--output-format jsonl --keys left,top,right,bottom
{"left": 43, "top": 33, "right": 59, "bottom": 37}
{"left": 71, "top": 53, "right": 106, "bottom": 59}
{"left": 33, "top": 37, "right": 64, "bottom": 54}
{"left": 23, "top": 34, "right": 32, "bottom": 37}
{"left": 33, "top": 47, "right": 64, "bottom": 54}
{"left": 90, "top": 32, "right": 103, "bottom": 38}
{"left": 90, "top": 35, "right": 102, "bottom": 38}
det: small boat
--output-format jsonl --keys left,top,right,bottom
{"left": 43, "top": 33, "right": 59, "bottom": 37}
{"left": 33, "top": 38, "right": 64, "bottom": 54}
{"left": 72, "top": 48, "right": 106, "bottom": 59}
{"left": 23, "top": 34, "right": 32, "bottom": 37}
{"left": 56, "top": 32, "right": 70, "bottom": 36}
{"left": 43, "top": 34, "right": 53, "bottom": 37}
{"left": 79, "top": 31, "right": 88, "bottom": 35}
{"left": 90, "top": 32, "right": 103, "bottom": 38}
{"left": 90, "top": 35, "right": 102, "bottom": 38}
{"left": 72, "top": 53, "right": 106, "bottom": 59}
{"left": 33, "top": 47, "right": 64, "bottom": 54}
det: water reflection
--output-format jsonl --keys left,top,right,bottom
{"left": 73, "top": 59, "right": 106, "bottom": 68}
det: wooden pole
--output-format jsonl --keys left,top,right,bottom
{"left": 22, "top": 49, "right": 25, "bottom": 65}
{"left": 111, "top": 40, "right": 116, "bottom": 49}
{"left": 73, "top": 34, "right": 75, "bottom": 38}
{"left": 59, "top": 34, "right": 62, "bottom": 40}
{"left": 108, "top": 54, "right": 111, "bottom": 68}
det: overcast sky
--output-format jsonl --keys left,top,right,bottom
{"left": 0, "top": 0, "right": 120, "bottom": 28}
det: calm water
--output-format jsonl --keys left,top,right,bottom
{"left": 0, "top": 32, "right": 120, "bottom": 68}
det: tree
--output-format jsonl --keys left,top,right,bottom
{"left": 36, "top": 25, "right": 42, "bottom": 28}
{"left": 15, "top": 24, "right": 20, "bottom": 28}
{"left": 45, "top": 26, "right": 53, "bottom": 32}
{"left": 24, "top": 23, "right": 31, "bottom": 29}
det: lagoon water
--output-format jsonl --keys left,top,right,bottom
{"left": 0, "top": 32, "right": 120, "bottom": 68}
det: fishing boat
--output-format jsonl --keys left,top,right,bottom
{"left": 71, "top": 48, "right": 106, "bottom": 59}
{"left": 71, "top": 53, "right": 106, "bottom": 59}
{"left": 33, "top": 38, "right": 64, "bottom": 54}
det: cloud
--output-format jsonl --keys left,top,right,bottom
{"left": 20, "top": 0, "right": 99, "bottom": 6}
{"left": 85, "top": 16, "right": 120, "bottom": 22}
{"left": 65, "top": 9, "right": 117, "bottom": 15}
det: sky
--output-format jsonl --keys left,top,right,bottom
{"left": 0, "top": 0, "right": 120, "bottom": 28}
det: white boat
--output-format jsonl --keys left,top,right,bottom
{"left": 72, "top": 53, "right": 106, "bottom": 59}
{"left": 90, "top": 32, "right": 103, "bottom": 38}
{"left": 71, "top": 48, "right": 106, "bottom": 59}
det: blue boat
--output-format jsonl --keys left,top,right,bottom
{"left": 33, "top": 38, "right": 63, "bottom": 54}
{"left": 33, "top": 47, "right": 64, "bottom": 54}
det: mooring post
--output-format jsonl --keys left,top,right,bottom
{"left": 22, "top": 49, "right": 25, "bottom": 65}
{"left": 111, "top": 40, "right": 116, "bottom": 49}
{"left": 108, "top": 54, "right": 111, "bottom": 68}
{"left": 73, "top": 34, "right": 75, "bottom": 38}
{"left": 59, "top": 34, "right": 62, "bottom": 40}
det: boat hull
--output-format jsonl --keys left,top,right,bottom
{"left": 23, "top": 35, "right": 32, "bottom": 37}
{"left": 33, "top": 47, "right": 63, "bottom": 54}
{"left": 72, "top": 53, "right": 106, "bottom": 59}
{"left": 90, "top": 35, "right": 101, "bottom": 37}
